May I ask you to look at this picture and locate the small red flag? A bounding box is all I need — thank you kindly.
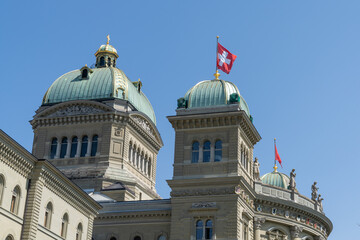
[217,43,237,74]
[275,143,282,167]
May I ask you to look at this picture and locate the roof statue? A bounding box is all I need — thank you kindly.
[318,194,324,212]
[253,157,260,181]
[312,181,319,201]
[288,168,296,190]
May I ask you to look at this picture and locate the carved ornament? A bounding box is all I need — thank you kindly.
[47,105,105,117]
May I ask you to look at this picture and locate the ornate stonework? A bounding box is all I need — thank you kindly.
[47,105,105,117]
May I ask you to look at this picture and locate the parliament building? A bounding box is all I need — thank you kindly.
[0,38,332,240]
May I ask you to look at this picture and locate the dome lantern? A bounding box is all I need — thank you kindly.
[95,35,118,68]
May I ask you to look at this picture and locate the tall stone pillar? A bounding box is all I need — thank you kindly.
[86,138,92,156]
[254,217,265,240]
[55,141,61,158]
[65,139,71,158]
[75,139,82,157]
[291,225,303,240]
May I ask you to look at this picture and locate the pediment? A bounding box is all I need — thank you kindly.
[130,114,163,146]
[36,101,114,118]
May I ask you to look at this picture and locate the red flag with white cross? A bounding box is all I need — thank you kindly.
[217,43,237,74]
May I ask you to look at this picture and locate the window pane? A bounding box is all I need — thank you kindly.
[70,137,78,158]
[192,142,199,163]
[203,141,211,162]
[60,137,68,158]
[81,136,88,157]
[50,138,58,159]
[91,135,98,156]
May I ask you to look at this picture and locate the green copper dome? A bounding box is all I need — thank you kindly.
[183,80,250,116]
[261,170,290,189]
[42,67,156,124]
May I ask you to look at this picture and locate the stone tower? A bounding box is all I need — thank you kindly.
[167,77,261,239]
[31,38,163,201]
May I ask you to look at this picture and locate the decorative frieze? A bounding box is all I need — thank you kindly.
[192,202,216,208]
[171,186,234,197]
[47,105,105,117]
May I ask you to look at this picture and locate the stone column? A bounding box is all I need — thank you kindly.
[65,139,71,158]
[55,141,61,159]
[254,217,265,240]
[199,143,203,162]
[75,139,81,157]
[210,143,215,162]
[86,138,92,156]
[291,225,303,240]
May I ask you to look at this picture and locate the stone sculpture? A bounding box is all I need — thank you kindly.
[289,169,296,190]
[253,157,260,180]
[311,181,319,201]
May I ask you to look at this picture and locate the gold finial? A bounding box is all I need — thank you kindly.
[273,164,278,172]
[85,64,87,67]
[106,35,110,45]
[217,36,219,39]
[214,70,220,80]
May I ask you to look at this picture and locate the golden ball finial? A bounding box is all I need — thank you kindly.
[214,70,220,80]
[273,164,278,172]
[216,36,219,39]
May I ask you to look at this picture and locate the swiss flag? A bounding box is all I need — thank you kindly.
[217,43,237,74]
[275,143,282,167]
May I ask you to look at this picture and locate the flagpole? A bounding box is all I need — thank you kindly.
[214,36,220,80]
[274,138,277,172]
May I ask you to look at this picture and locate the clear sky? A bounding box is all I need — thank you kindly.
[0,0,358,238]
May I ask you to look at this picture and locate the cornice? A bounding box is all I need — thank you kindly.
[255,195,332,235]
[167,111,261,146]
[37,161,101,216]
[0,130,36,177]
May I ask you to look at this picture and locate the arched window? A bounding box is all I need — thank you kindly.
[81,136,88,157]
[129,142,133,162]
[44,202,53,228]
[205,220,213,239]
[61,213,69,238]
[140,152,144,171]
[192,141,199,163]
[214,140,222,162]
[107,57,111,66]
[0,175,4,205]
[136,150,140,168]
[203,141,211,162]
[82,69,88,79]
[91,135,98,156]
[132,146,136,165]
[196,220,203,240]
[267,229,288,240]
[148,159,152,177]
[110,237,117,240]
[76,223,83,240]
[10,186,21,214]
[70,137,78,158]
[60,137,68,158]
[50,138,58,159]
[99,57,105,67]
[157,235,166,240]
[5,235,14,240]
[134,236,141,240]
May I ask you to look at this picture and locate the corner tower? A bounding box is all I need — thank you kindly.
[167,76,261,239]
[31,37,163,201]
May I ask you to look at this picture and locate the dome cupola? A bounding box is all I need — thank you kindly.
[95,35,118,68]
[177,76,250,117]
[260,165,290,189]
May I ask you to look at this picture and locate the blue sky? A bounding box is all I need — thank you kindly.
[0,0,358,238]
